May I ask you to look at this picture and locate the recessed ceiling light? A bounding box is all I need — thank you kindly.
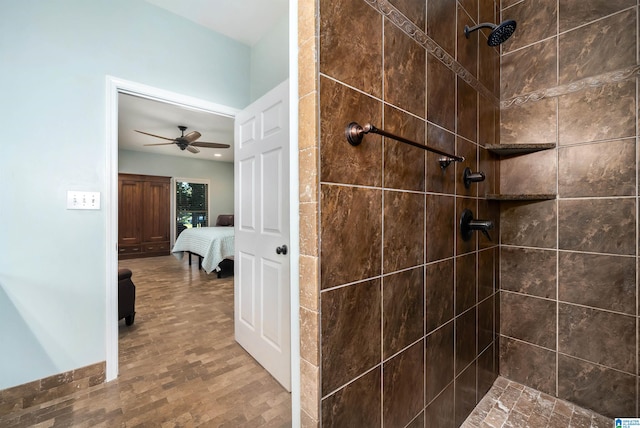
[214,154,222,157]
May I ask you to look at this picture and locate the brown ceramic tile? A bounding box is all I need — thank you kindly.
[500,97,558,145]
[479,0,496,25]
[559,252,636,314]
[455,361,478,426]
[500,292,556,349]
[456,198,478,255]
[457,79,479,143]
[406,411,424,428]
[388,0,425,31]
[559,0,636,32]
[383,105,426,192]
[319,0,382,96]
[457,140,480,199]
[383,268,425,359]
[558,198,636,255]
[427,53,456,132]
[558,81,636,145]
[478,96,498,148]
[478,38,500,97]
[321,279,381,393]
[384,22,426,117]
[478,248,495,301]
[502,0,557,53]
[426,124,456,194]
[425,382,455,427]
[477,344,497,398]
[478,296,495,352]
[559,9,637,84]
[383,341,425,428]
[558,303,636,373]
[458,0,478,22]
[383,190,425,273]
[559,139,636,197]
[457,4,478,79]
[501,38,557,99]
[500,200,557,248]
[426,321,455,403]
[455,307,477,375]
[500,247,556,299]
[456,253,477,315]
[426,259,455,333]
[499,337,556,396]
[499,149,557,196]
[319,77,383,187]
[427,0,457,57]
[320,185,382,289]
[321,366,382,427]
[558,354,636,418]
[426,194,455,262]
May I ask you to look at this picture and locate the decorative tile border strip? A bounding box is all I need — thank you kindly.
[501,64,640,109]
[364,0,498,104]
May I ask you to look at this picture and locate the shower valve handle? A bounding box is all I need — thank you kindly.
[463,167,486,188]
[460,209,494,242]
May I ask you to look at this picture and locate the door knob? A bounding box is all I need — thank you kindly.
[276,245,288,255]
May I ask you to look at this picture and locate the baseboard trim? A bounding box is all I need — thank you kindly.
[0,361,106,416]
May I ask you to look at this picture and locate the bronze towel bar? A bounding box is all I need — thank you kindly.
[345,122,464,169]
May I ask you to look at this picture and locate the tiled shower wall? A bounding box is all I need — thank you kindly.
[498,0,639,419]
[299,0,503,426]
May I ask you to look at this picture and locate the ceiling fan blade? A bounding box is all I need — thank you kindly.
[186,145,200,154]
[143,142,176,146]
[135,130,174,141]
[182,131,201,143]
[191,142,231,149]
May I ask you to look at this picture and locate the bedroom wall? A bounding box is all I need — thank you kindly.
[0,0,250,390]
[118,149,234,223]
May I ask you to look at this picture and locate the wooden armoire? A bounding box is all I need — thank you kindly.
[118,173,171,259]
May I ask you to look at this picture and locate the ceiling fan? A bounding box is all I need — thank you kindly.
[135,125,230,154]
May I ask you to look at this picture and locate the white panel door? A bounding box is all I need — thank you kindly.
[234,80,290,390]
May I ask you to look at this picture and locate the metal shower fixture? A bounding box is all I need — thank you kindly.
[464,19,517,46]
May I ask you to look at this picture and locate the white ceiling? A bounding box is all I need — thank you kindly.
[144,0,289,46]
[118,0,288,163]
[118,94,235,162]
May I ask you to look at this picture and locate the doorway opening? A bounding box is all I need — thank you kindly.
[107,77,298,423]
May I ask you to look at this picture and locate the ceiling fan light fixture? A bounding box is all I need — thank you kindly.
[136,125,231,153]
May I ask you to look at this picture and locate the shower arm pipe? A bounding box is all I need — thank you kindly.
[346,122,464,167]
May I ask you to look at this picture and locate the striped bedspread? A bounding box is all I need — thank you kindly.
[172,227,234,274]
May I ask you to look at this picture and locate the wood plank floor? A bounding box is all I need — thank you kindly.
[0,255,291,427]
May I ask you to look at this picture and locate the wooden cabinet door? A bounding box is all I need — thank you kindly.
[142,180,170,243]
[118,178,143,245]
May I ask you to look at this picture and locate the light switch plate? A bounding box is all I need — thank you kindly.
[67,191,100,210]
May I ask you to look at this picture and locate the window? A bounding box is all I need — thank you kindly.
[175,180,208,237]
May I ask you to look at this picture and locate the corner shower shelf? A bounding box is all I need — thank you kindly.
[485,143,556,156]
[485,193,556,201]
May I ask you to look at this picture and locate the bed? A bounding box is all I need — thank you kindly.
[171,226,234,275]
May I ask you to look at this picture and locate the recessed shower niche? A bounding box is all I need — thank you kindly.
[485,143,557,200]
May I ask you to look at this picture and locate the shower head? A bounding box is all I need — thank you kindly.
[464,19,517,46]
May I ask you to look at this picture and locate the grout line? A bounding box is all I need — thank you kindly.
[380,17,385,426]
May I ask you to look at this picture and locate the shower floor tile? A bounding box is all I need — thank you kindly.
[462,376,613,428]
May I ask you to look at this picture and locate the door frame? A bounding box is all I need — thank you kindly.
[106,77,300,421]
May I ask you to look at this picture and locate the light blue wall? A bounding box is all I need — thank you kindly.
[0,0,250,389]
[118,150,234,223]
[250,12,289,102]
